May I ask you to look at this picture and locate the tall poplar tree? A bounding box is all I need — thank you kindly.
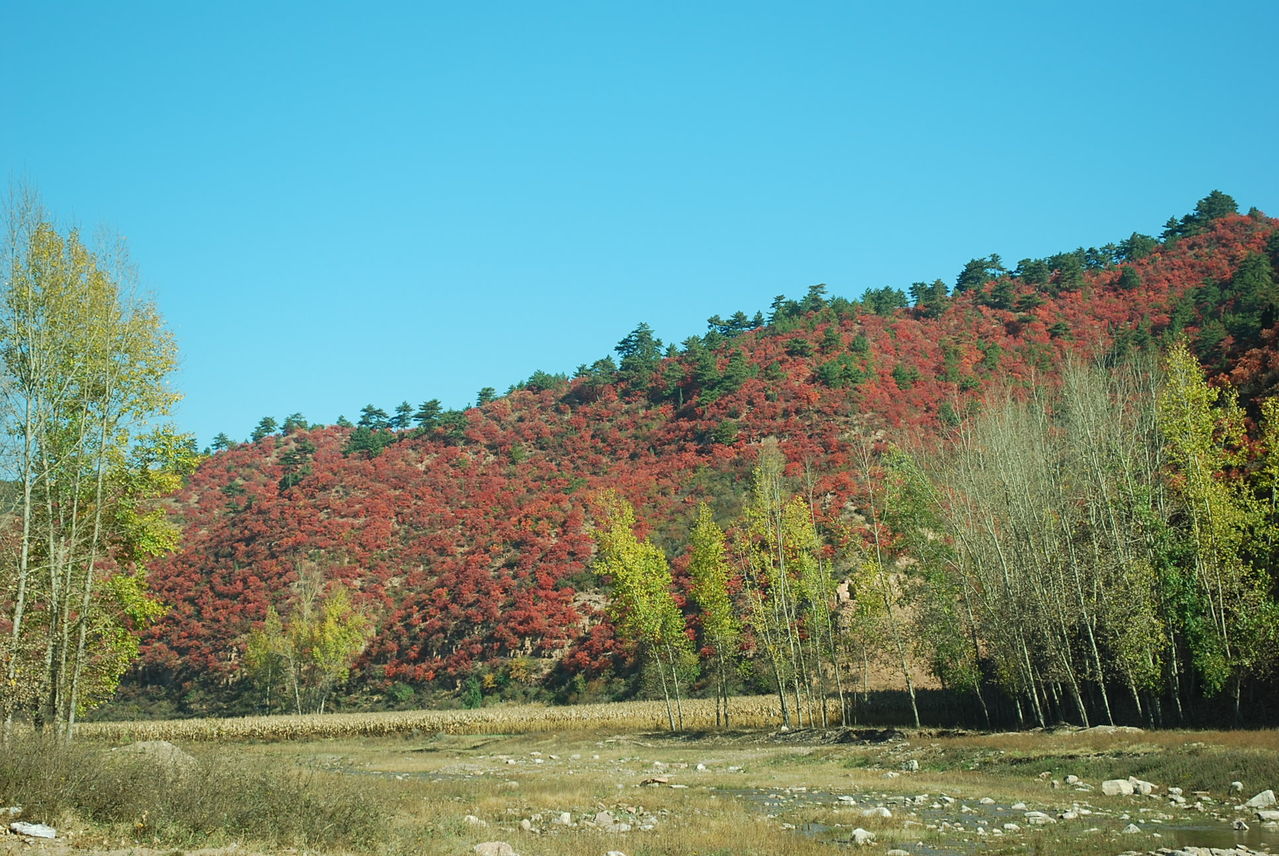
[0,190,191,740]
[592,491,695,730]
[687,502,739,727]
[1158,340,1277,710]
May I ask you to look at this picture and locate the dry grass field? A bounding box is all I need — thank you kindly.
[4,700,1279,856]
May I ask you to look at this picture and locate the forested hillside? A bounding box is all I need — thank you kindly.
[127,193,1279,725]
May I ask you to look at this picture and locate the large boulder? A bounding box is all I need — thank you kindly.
[111,740,199,777]
[1102,779,1135,796]
[1244,789,1276,808]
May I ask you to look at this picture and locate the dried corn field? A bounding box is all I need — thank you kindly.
[77,695,809,742]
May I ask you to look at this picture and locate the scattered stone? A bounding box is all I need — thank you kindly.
[640,776,669,786]
[861,806,892,819]
[551,812,572,826]
[1233,818,1250,830]
[518,818,533,832]
[1065,775,1080,784]
[1011,802,1027,811]
[1255,809,1279,821]
[849,827,875,845]
[1103,779,1136,796]
[902,759,919,772]
[1231,781,1245,793]
[1059,810,1079,820]
[605,851,627,856]
[473,843,517,856]
[978,797,995,805]
[1168,787,1183,796]
[1002,822,1021,831]
[1122,823,1142,833]
[886,850,910,856]
[464,815,489,828]
[9,822,56,839]
[883,771,900,779]
[1024,811,1055,825]
[695,763,707,771]
[593,811,615,827]
[1244,789,1276,808]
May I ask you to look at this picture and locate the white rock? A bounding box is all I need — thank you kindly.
[9,822,55,839]
[850,827,875,845]
[1244,789,1276,808]
[1059,810,1078,820]
[1010,802,1027,810]
[1122,823,1142,833]
[978,797,995,805]
[886,850,910,856]
[473,844,518,856]
[1168,786,1183,796]
[861,806,892,818]
[605,852,627,856]
[1024,811,1055,825]
[1256,809,1279,821]
[1102,779,1135,796]
[902,759,919,772]
[1065,775,1080,784]
[464,815,488,828]
[1002,822,1020,831]
[1231,780,1245,793]
[552,812,572,826]
[1233,819,1250,830]
[1127,777,1155,795]
[696,763,707,771]
[518,818,533,831]
[593,811,615,827]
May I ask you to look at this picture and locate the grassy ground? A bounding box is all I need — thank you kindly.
[4,708,1278,855]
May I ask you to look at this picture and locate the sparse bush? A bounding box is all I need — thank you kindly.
[0,734,389,850]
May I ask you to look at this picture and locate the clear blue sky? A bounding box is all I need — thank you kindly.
[4,1,1277,446]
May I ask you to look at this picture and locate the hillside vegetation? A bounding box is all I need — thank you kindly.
[126,193,1279,726]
